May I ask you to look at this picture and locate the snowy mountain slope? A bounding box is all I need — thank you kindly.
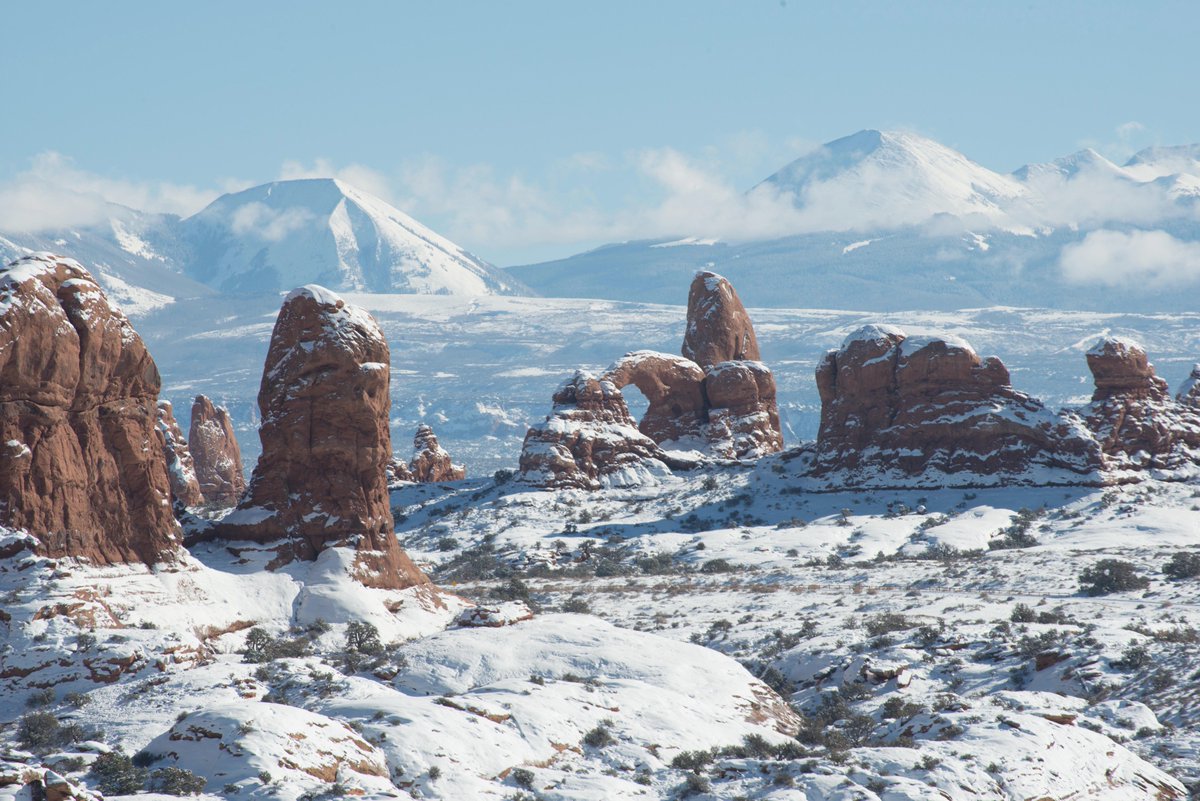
[511,129,1200,311]
[759,129,1026,230]
[179,179,527,295]
[0,204,213,316]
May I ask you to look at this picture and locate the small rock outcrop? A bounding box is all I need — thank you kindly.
[188,394,245,507]
[1084,338,1200,473]
[157,400,204,508]
[0,254,178,564]
[213,285,427,589]
[682,270,761,367]
[810,325,1104,485]
[1180,364,1200,408]
[519,371,686,489]
[408,424,465,482]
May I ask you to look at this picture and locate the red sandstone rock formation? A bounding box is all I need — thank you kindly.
[188,394,245,507]
[519,371,688,489]
[0,254,179,564]
[811,325,1104,486]
[1084,338,1200,473]
[408,424,465,482]
[682,271,761,368]
[702,359,785,459]
[680,271,783,459]
[1180,365,1200,408]
[603,351,708,445]
[213,285,427,589]
[157,401,204,508]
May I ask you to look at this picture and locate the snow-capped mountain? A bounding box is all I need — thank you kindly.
[180,178,525,295]
[511,129,1200,311]
[1010,147,1130,182]
[0,178,527,312]
[758,129,1026,230]
[0,203,212,316]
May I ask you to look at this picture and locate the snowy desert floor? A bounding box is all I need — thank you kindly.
[3,461,1199,800]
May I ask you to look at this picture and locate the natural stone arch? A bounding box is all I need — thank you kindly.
[602,351,707,446]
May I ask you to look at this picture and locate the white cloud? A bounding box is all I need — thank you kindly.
[0,152,228,231]
[1059,229,1200,287]
[229,202,314,241]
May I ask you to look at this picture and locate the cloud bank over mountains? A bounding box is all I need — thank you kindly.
[2,127,1199,291]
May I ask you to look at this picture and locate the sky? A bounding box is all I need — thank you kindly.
[2,0,1199,265]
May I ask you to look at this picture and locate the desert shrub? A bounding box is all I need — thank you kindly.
[1113,644,1152,670]
[671,749,714,772]
[25,688,55,708]
[64,691,91,708]
[583,722,615,748]
[680,773,711,796]
[881,696,926,720]
[511,767,535,788]
[345,621,383,655]
[560,597,591,614]
[242,627,310,663]
[701,475,719,491]
[1079,559,1150,595]
[437,536,460,551]
[700,558,736,574]
[17,712,92,752]
[1164,551,1200,580]
[1010,603,1037,623]
[493,468,515,485]
[864,613,912,637]
[495,577,532,603]
[427,766,441,780]
[89,751,148,795]
[148,766,207,795]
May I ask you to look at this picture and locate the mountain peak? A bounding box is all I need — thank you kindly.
[758,129,1023,230]
[181,179,525,296]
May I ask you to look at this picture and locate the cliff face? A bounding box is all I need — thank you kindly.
[188,394,245,507]
[0,254,179,564]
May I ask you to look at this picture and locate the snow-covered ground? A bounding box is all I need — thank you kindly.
[3,465,1199,799]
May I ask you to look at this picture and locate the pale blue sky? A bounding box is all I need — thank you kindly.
[3,1,1198,263]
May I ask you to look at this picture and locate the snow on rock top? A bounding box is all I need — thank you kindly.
[181,178,526,296]
[839,323,907,352]
[1087,335,1146,357]
[284,283,345,308]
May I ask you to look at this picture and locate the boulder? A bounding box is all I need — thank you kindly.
[212,285,427,589]
[519,371,685,489]
[407,424,465,482]
[0,254,179,565]
[682,270,761,368]
[811,325,1104,485]
[157,400,204,508]
[1084,338,1200,472]
[603,350,708,445]
[188,394,245,507]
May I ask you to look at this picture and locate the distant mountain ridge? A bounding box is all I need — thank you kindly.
[508,128,1200,312]
[0,178,526,314]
